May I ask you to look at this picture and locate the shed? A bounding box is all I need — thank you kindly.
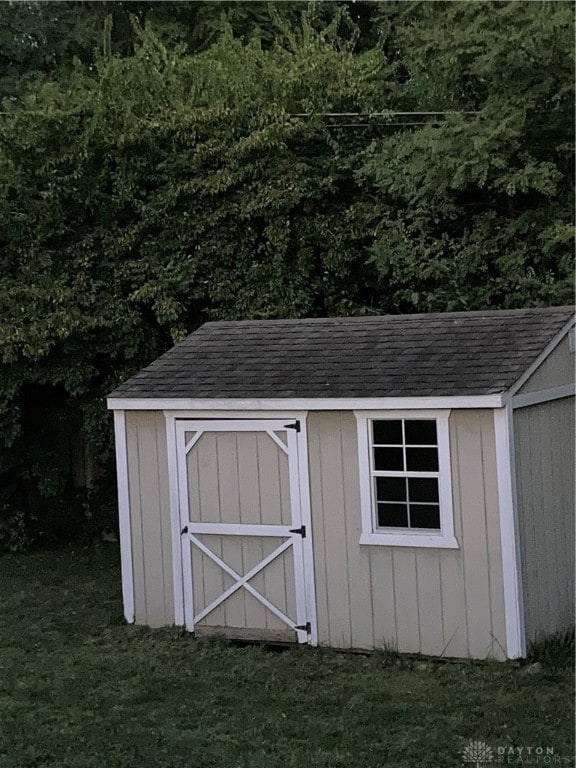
[107,306,575,660]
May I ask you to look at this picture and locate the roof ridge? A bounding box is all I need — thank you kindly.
[198,306,574,330]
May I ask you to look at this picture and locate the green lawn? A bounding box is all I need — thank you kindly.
[0,546,573,768]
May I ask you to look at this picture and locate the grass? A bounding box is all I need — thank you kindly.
[527,627,575,668]
[0,545,573,768]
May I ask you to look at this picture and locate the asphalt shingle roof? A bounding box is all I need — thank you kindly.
[109,306,574,399]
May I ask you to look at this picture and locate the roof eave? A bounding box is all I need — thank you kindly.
[106,394,505,411]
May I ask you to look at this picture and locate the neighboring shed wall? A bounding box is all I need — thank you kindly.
[307,410,507,660]
[125,411,174,627]
[517,333,574,394]
[513,397,575,644]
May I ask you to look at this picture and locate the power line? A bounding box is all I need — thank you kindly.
[289,111,482,117]
[0,109,483,117]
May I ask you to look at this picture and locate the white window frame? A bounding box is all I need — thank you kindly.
[354,410,458,548]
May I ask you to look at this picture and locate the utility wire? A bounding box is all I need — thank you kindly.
[289,111,481,117]
[0,109,482,117]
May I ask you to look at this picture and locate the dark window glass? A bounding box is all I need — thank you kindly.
[406,447,438,472]
[376,476,407,502]
[372,420,402,445]
[408,477,439,503]
[374,447,404,471]
[409,504,441,529]
[377,503,408,528]
[405,420,437,445]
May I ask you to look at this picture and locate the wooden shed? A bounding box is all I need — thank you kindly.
[107,306,575,660]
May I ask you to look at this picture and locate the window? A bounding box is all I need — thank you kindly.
[355,411,458,548]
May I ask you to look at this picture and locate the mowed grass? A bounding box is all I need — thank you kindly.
[0,546,573,768]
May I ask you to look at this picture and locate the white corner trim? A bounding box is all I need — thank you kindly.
[113,411,134,624]
[354,411,458,550]
[494,407,526,659]
[164,412,185,626]
[506,317,575,398]
[511,383,575,410]
[107,395,503,411]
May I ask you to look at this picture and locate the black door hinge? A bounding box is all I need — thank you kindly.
[295,622,311,634]
[181,525,188,535]
[284,421,301,433]
[289,525,306,538]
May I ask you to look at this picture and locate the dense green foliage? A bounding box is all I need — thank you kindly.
[0,2,573,548]
[362,2,575,311]
[0,546,573,767]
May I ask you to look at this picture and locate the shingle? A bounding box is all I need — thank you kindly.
[108,306,574,400]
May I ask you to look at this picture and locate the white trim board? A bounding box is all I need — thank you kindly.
[165,409,309,421]
[165,413,185,626]
[113,411,135,624]
[295,415,318,646]
[505,316,575,399]
[511,384,575,410]
[108,395,504,411]
[494,407,526,659]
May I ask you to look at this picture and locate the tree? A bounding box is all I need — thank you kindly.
[0,1,373,100]
[0,7,386,547]
[359,0,574,310]
[0,2,573,548]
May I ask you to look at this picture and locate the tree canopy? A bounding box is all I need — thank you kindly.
[0,1,573,549]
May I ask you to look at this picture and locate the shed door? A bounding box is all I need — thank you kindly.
[175,419,313,644]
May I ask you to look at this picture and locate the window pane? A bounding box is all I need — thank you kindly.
[408,477,439,503]
[374,447,404,471]
[410,504,441,529]
[376,476,407,502]
[405,420,437,445]
[377,503,408,528]
[372,420,402,445]
[406,447,438,472]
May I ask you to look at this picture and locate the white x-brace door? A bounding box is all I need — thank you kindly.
[175,419,315,644]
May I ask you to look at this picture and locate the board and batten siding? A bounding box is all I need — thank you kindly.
[307,410,507,660]
[123,408,507,658]
[517,333,574,394]
[125,411,174,627]
[513,397,575,644]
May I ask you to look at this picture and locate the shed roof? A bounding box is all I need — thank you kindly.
[110,306,574,400]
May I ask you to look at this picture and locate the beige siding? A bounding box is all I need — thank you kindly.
[124,409,508,658]
[126,411,174,627]
[517,334,574,394]
[307,411,507,660]
[514,397,575,644]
